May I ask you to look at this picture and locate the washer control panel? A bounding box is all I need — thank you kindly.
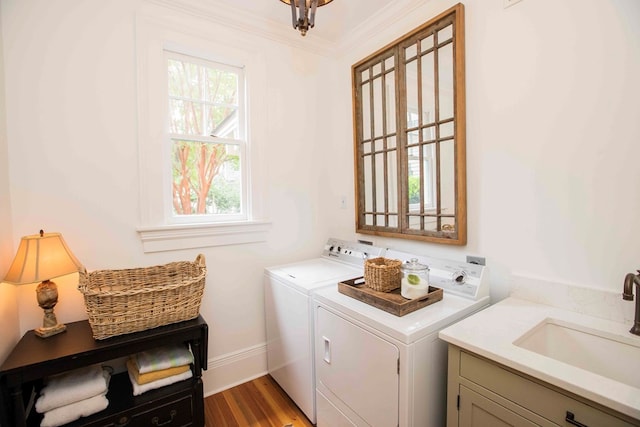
[385,249,488,300]
[322,238,385,267]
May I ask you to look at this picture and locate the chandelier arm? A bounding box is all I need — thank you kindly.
[289,1,298,29]
[299,0,308,28]
[309,0,318,28]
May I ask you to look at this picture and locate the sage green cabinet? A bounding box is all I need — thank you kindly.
[446,345,640,427]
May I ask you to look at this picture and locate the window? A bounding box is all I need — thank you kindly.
[166,52,247,222]
[135,15,270,252]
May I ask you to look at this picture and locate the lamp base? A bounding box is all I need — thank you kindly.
[35,323,67,338]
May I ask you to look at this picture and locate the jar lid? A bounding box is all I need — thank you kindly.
[401,258,429,272]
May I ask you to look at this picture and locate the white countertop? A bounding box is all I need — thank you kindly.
[438,297,640,421]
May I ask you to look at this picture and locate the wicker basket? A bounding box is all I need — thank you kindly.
[78,254,206,340]
[364,257,402,292]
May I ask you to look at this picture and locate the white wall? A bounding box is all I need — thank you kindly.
[331,0,640,302]
[0,1,19,363]
[1,0,639,395]
[0,0,332,392]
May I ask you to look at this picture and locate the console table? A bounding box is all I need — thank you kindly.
[0,316,208,427]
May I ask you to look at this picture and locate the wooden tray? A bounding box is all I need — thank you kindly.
[338,277,443,317]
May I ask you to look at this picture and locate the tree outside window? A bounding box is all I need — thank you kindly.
[167,53,245,218]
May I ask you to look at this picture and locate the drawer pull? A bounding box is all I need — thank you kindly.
[323,336,331,364]
[152,409,177,426]
[114,416,131,426]
[566,411,589,427]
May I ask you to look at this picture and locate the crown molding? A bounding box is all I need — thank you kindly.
[142,0,434,58]
[144,0,336,57]
[336,0,430,57]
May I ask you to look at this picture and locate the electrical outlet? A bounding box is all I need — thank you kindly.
[340,195,347,209]
[466,256,486,266]
[504,0,523,8]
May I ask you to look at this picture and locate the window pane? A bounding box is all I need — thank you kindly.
[362,82,371,140]
[438,25,453,44]
[440,139,456,215]
[438,43,454,120]
[206,68,238,105]
[169,100,202,135]
[408,215,421,230]
[385,70,396,134]
[405,43,417,60]
[387,150,397,213]
[168,59,201,99]
[208,105,238,137]
[421,34,434,52]
[422,144,436,209]
[372,62,382,77]
[440,121,454,138]
[406,59,418,128]
[373,76,383,137]
[363,141,372,154]
[421,51,435,125]
[423,125,435,142]
[364,154,373,212]
[365,214,374,226]
[172,140,241,216]
[375,153,385,212]
[387,136,396,149]
[384,56,394,71]
[407,145,420,208]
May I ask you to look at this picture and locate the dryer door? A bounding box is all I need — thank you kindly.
[316,306,399,427]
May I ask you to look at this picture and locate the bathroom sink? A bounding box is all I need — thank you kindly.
[514,318,640,388]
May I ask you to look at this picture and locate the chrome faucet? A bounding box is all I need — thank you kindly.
[622,270,640,335]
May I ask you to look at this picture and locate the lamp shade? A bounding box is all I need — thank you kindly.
[3,231,83,285]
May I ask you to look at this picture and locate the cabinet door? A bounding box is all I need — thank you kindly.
[459,386,543,427]
[316,307,399,427]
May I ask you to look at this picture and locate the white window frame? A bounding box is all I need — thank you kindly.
[165,51,248,224]
[135,11,270,253]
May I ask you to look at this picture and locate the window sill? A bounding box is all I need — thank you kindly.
[137,220,271,253]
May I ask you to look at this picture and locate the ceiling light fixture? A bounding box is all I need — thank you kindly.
[280,0,334,37]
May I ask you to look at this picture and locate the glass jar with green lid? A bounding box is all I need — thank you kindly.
[401,258,430,299]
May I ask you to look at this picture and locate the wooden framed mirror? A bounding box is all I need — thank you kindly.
[353,3,466,245]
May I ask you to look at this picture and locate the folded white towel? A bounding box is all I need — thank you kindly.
[134,345,193,374]
[36,365,110,413]
[40,393,108,427]
[128,367,192,396]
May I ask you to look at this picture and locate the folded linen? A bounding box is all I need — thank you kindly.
[126,358,190,385]
[36,365,110,414]
[127,367,192,396]
[40,393,108,427]
[133,344,193,374]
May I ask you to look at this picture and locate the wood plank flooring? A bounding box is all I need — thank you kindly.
[205,375,314,427]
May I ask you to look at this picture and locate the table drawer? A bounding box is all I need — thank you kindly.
[98,394,193,427]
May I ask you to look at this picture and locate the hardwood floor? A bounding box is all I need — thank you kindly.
[205,375,314,427]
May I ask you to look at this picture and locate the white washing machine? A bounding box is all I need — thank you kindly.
[313,250,490,427]
[264,238,385,424]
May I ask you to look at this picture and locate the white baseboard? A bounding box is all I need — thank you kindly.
[202,342,268,396]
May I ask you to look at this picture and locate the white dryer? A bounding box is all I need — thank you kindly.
[264,238,384,424]
[313,250,490,427]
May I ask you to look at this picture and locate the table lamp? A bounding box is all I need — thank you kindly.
[3,230,84,338]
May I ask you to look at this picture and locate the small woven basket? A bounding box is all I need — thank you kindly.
[78,254,206,340]
[364,257,402,292]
